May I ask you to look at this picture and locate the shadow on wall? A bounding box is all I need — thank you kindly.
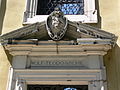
[0,0,7,34]
[104,44,120,90]
[3,46,13,66]
[87,0,101,28]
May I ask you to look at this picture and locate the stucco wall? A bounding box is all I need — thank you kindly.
[0,46,11,90]
[1,0,26,34]
[99,0,120,90]
[0,0,120,90]
[0,0,26,90]
[99,0,120,45]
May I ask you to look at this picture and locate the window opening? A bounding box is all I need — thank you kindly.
[36,0,84,15]
[27,85,88,90]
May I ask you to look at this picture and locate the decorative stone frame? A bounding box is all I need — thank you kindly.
[7,69,106,90]
[5,41,110,90]
[23,0,97,24]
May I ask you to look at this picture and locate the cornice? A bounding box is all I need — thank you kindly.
[0,21,117,46]
[4,41,111,56]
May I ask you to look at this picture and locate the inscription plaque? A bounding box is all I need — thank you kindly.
[28,56,87,69]
[31,60,83,67]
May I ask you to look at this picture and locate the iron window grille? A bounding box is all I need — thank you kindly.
[27,85,88,90]
[36,0,84,15]
[23,0,97,24]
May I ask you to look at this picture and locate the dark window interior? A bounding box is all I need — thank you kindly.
[27,85,88,90]
[36,0,84,15]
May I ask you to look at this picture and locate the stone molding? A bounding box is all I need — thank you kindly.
[4,42,111,56]
[14,69,103,84]
[8,69,105,90]
[0,21,117,44]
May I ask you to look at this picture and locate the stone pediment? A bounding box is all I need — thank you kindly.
[1,10,117,90]
[0,21,116,44]
[0,10,117,45]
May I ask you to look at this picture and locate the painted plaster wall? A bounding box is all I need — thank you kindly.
[0,0,26,90]
[0,46,11,90]
[1,0,26,34]
[99,0,120,90]
[0,0,120,90]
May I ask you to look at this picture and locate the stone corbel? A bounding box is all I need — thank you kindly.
[89,80,106,90]
[15,79,27,90]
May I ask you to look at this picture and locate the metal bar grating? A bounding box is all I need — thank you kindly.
[36,0,84,15]
[27,85,88,90]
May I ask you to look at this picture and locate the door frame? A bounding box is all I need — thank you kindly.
[7,68,105,90]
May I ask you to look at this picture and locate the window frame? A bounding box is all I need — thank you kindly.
[23,0,97,24]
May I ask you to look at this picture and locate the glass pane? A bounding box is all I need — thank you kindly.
[27,85,88,90]
[36,0,84,15]
[64,87,77,90]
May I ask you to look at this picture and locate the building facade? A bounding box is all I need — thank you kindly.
[0,0,120,90]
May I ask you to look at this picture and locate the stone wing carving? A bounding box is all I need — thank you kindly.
[0,22,48,41]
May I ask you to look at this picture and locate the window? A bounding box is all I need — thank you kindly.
[23,0,97,24]
[36,0,84,15]
[27,85,88,90]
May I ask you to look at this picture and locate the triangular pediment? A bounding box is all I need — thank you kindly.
[66,21,116,40]
[0,9,117,44]
[0,20,116,44]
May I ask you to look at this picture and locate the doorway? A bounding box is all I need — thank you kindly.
[27,85,88,90]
